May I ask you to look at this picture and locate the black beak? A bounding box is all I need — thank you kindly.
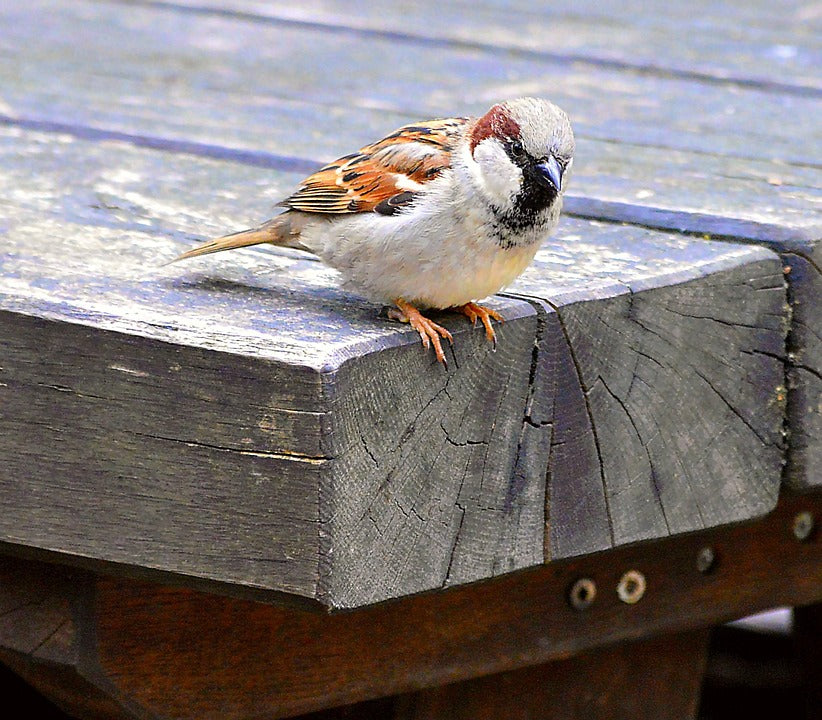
[536,155,563,192]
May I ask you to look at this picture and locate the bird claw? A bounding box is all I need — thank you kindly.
[387,300,502,365]
[390,300,453,366]
[455,302,504,346]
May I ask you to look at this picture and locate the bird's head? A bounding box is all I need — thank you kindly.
[468,97,575,216]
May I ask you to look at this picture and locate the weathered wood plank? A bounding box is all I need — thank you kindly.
[3,4,814,260]
[1,127,789,604]
[783,250,822,488]
[4,0,817,496]
[5,0,817,495]
[1,311,329,600]
[507,220,786,556]
[2,0,819,165]
[169,0,822,93]
[563,145,821,490]
[3,2,816,244]
[0,128,542,608]
[3,4,816,246]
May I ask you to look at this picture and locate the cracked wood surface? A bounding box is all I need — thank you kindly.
[0,127,542,608]
[564,205,821,494]
[3,0,818,489]
[782,249,822,488]
[508,226,786,556]
[0,127,788,607]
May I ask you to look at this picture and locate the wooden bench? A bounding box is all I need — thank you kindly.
[0,1,819,717]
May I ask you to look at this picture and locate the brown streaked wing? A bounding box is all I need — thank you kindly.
[281,117,471,214]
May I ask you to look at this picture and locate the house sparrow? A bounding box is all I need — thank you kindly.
[176,97,574,365]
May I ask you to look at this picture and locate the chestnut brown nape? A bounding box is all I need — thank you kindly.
[469,103,521,153]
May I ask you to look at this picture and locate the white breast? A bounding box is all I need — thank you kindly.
[297,171,552,308]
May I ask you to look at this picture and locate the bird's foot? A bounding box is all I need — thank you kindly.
[389,299,453,366]
[455,302,504,348]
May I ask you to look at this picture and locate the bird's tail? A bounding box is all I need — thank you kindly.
[172,213,309,263]
[174,227,272,261]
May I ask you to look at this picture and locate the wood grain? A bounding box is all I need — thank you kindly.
[782,251,822,489]
[393,630,711,720]
[4,0,817,493]
[0,127,791,603]
[2,0,819,165]
[508,221,787,556]
[0,490,819,720]
[320,303,542,607]
[0,127,541,608]
[167,0,821,93]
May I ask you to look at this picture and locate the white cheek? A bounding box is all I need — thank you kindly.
[472,140,522,206]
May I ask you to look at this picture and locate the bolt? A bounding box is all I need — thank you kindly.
[568,578,597,610]
[793,511,814,541]
[696,547,716,574]
[617,570,646,604]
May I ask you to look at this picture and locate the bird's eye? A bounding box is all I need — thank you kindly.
[509,140,524,158]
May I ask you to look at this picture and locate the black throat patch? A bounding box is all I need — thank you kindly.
[490,170,557,248]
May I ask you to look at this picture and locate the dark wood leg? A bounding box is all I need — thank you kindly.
[0,559,134,719]
[0,649,133,720]
[0,490,819,720]
[392,629,711,720]
[794,603,822,720]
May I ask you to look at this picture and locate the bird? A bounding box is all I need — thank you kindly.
[175,97,575,365]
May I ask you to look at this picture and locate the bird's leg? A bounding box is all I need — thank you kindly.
[388,298,453,365]
[455,302,504,347]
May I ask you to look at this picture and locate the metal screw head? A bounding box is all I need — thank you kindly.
[793,511,814,541]
[696,547,716,574]
[617,570,646,604]
[568,578,597,610]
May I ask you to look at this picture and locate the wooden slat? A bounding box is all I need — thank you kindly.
[165,0,822,93]
[2,1,817,241]
[509,225,786,557]
[0,127,542,608]
[2,1,816,254]
[2,0,818,164]
[0,490,819,719]
[0,126,788,605]
[4,1,817,492]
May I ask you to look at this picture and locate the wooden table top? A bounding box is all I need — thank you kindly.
[0,0,819,610]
